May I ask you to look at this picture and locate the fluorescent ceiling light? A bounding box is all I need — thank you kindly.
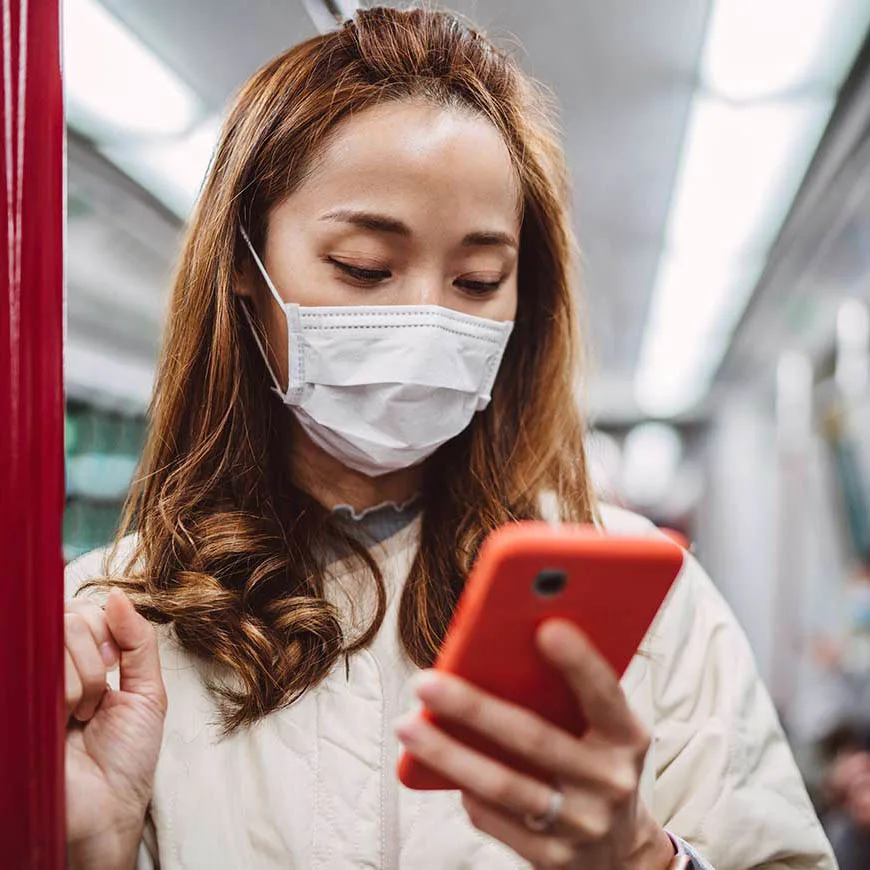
[64,0,198,140]
[636,253,764,417]
[667,96,833,261]
[635,0,870,418]
[636,97,831,416]
[704,0,870,101]
[101,117,221,218]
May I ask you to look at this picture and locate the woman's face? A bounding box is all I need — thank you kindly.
[239,99,521,388]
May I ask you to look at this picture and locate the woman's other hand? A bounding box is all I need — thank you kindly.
[65,589,167,868]
[396,621,674,870]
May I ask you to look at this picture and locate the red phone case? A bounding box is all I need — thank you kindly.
[397,522,685,790]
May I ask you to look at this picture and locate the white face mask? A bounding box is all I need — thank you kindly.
[240,229,514,477]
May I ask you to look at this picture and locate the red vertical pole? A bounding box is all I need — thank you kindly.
[0,0,65,866]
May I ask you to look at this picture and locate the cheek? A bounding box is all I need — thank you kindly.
[263,228,332,307]
[461,278,517,324]
[495,280,519,324]
[266,254,362,308]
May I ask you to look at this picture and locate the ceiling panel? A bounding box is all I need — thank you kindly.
[97,0,319,113]
[718,60,870,392]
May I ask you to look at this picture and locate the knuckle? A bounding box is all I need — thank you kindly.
[66,598,102,618]
[65,668,83,711]
[561,804,586,834]
[80,663,107,695]
[64,612,89,639]
[606,759,638,802]
[82,602,111,636]
[458,687,486,723]
[77,664,108,703]
[538,838,574,870]
[77,644,106,682]
[484,771,517,806]
[578,804,611,840]
[524,722,553,758]
[633,726,652,757]
[422,737,450,771]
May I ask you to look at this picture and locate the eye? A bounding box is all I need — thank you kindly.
[328,257,391,285]
[454,276,504,297]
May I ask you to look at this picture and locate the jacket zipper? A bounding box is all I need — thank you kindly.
[375,648,401,870]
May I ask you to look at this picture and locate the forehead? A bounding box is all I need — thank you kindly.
[293,99,522,222]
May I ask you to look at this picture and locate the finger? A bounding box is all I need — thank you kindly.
[64,648,83,720]
[413,670,629,791]
[537,620,645,745]
[396,713,551,816]
[66,599,120,669]
[104,589,166,712]
[461,792,576,869]
[64,613,108,722]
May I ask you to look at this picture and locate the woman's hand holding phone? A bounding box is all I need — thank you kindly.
[395,619,675,870]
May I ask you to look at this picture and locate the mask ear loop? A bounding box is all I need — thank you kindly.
[239,225,286,309]
[237,226,288,398]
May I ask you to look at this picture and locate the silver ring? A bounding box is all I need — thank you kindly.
[523,787,564,833]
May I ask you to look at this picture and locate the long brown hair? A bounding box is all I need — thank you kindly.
[90,6,596,731]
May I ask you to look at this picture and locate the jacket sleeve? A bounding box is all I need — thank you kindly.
[648,552,836,870]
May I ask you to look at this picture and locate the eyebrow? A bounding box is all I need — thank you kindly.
[321,209,410,236]
[320,209,518,250]
[461,230,518,250]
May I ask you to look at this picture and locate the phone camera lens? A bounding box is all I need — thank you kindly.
[533,569,567,598]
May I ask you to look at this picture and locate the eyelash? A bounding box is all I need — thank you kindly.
[328,258,504,296]
[456,278,503,296]
[328,258,391,284]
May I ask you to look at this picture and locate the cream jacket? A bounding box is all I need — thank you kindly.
[66,505,836,870]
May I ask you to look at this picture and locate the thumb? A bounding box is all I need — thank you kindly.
[104,588,166,707]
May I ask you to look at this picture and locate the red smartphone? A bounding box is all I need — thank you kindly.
[397,521,685,790]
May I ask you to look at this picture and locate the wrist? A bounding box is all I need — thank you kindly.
[626,805,677,870]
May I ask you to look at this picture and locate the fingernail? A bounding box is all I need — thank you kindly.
[412,669,442,700]
[100,641,119,669]
[393,712,420,742]
[537,620,575,653]
[106,588,123,607]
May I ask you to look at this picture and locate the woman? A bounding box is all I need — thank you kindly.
[64,8,834,870]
